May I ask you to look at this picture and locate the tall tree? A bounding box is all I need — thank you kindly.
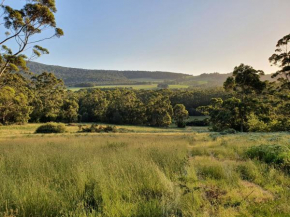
[0,86,31,124]
[269,34,290,90]
[30,72,64,122]
[0,0,63,79]
[223,64,266,132]
[173,104,188,128]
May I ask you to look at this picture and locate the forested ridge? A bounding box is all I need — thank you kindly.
[27,61,276,87]
[27,61,189,86]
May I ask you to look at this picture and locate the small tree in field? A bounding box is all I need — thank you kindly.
[173,104,189,128]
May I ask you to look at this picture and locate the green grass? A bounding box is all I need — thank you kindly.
[0,117,208,137]
[68,84,189,91]
[0,124,290,216]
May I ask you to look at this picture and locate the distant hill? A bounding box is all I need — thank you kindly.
[27,62,276,87]
[27,62,189,86]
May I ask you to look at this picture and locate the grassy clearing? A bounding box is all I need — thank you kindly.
[128,78,165,83]
[68,84,189,91]
[0,122,208,138]
[0,125,290,216]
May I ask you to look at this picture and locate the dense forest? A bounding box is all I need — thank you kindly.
[0,72,228,127]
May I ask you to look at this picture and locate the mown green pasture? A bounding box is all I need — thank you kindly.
[0,124,289,216]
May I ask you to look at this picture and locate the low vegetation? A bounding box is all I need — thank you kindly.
[35,123,66,134]
[246,144,290,173]
[79,124,117,133]
[0,127,289,216]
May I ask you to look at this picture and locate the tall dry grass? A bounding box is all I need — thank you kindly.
[0,130,290,216]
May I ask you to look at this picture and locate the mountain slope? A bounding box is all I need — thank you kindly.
[27,62,189,86]
[27,62,276,87]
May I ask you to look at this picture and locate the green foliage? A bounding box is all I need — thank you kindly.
[186,118,209,126]
[59,96,79,123]
[0,0,63,77]
[247,113,269,132]
[269,33,290,90]
[80,124,117,133]
[199,60,290,132]
[0,86,31,124]
[223,64,266,132]
[35,123,66,134]
[246,144,290,172]
[30,72,65,122]
[173,104,189,128]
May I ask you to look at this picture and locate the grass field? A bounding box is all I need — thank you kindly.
[0,123,290,216]
[68,84,189,91]
[128,78,166,83]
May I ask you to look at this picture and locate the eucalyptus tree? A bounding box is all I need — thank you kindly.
[223,64,266,132]
[269,34,290,90]
[173,104,188,128]
[0,0,63,78]
[30,72,65,122]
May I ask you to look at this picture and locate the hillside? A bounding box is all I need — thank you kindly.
[27,62,275,87]
[27,62,189,86]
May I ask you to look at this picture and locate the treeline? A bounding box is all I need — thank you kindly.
[199,34,290,132]
[198,65,290,132]
[198,34,290,132]
[0,71,227,126]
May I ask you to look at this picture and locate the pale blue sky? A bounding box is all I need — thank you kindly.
[6,0,290,75]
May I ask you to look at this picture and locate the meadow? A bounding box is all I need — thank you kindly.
[0,124,289,216]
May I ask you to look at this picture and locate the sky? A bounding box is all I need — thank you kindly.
[6,0,290,75]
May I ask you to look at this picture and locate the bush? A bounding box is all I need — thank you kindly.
[247,114,269,132]
[35,123,66,134]
[246,144,290,173]
[219,128,237,135]
[80,124,118,133]
[177,122,186,128]
[186,118,209,126]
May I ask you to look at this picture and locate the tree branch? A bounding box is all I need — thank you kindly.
[0,25,26,45]
[28,34,56,44]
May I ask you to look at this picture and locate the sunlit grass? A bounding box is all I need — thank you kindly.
[0,125,290,216]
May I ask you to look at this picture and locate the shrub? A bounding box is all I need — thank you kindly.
[247,114,269,132]
[186,118,209,127]
[80,124,118,133]
[35,123,66,134]
[219,128,237,135]
[246,144,290,173]
[177,122,186,128]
